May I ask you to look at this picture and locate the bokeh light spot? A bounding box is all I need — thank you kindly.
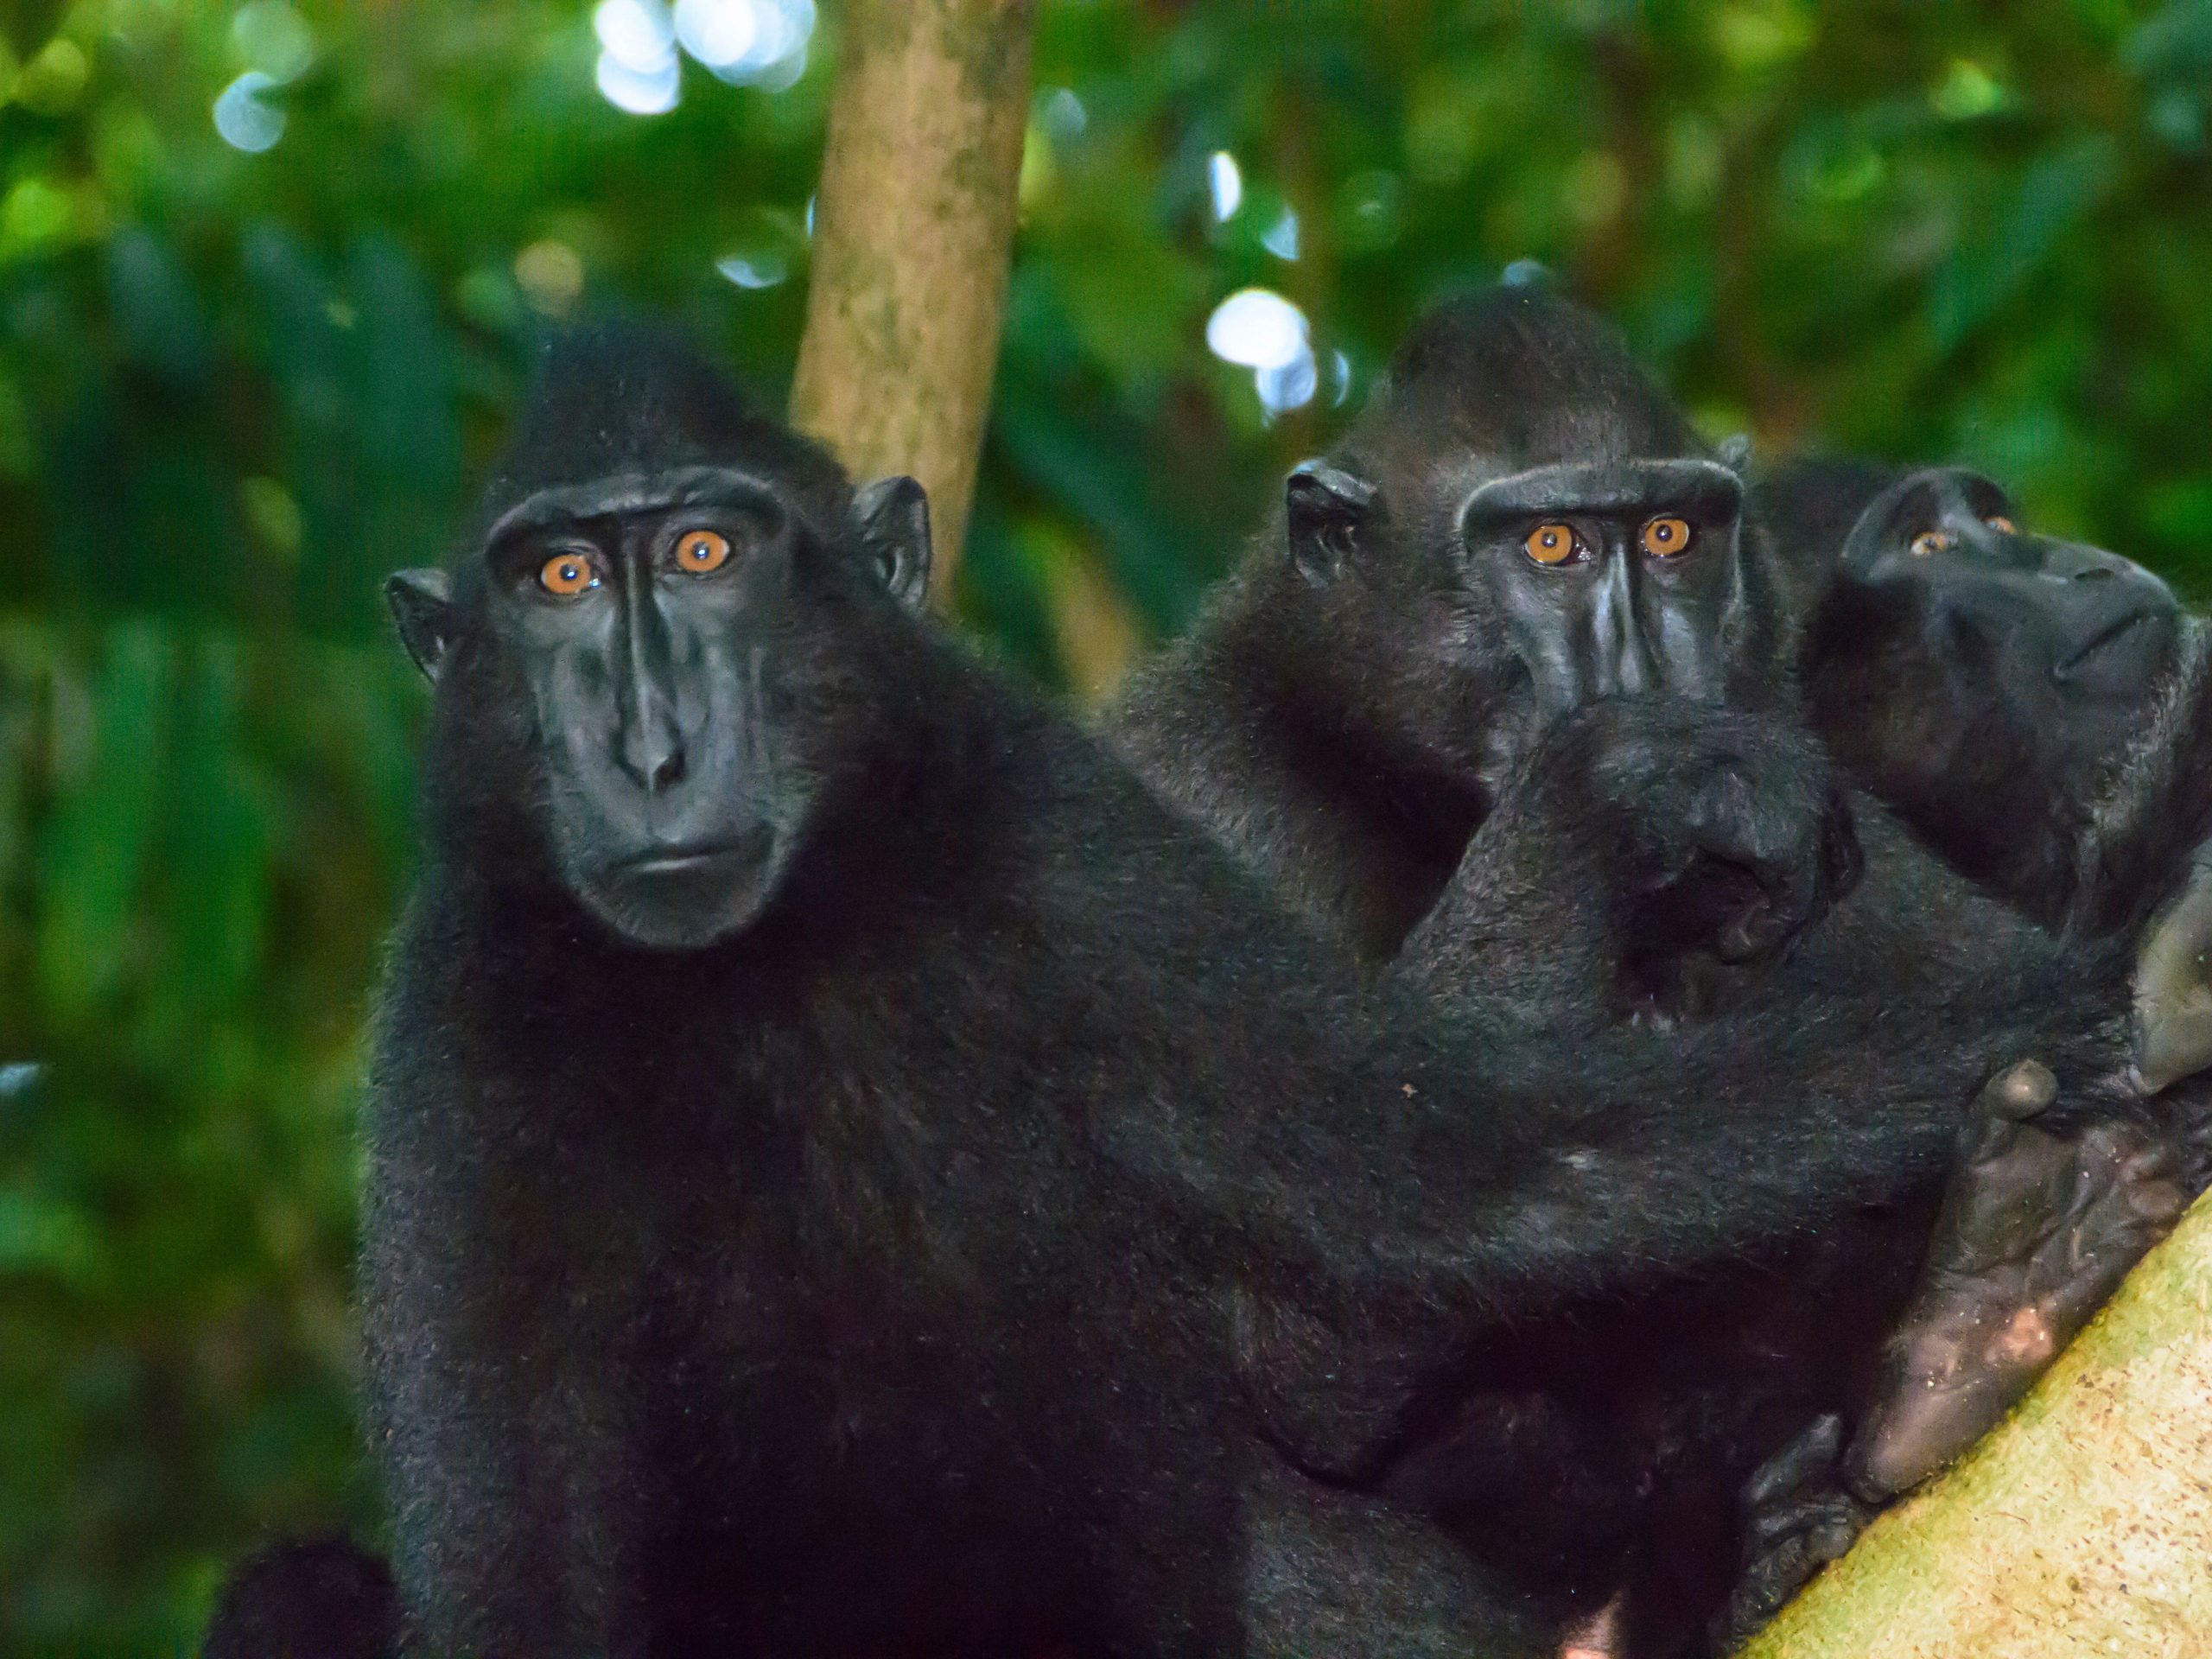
[232,0,315,83]
[1039,86,1087,141]
[674,0,759,67]
[1255,351,1317,416]
[515,240,587,315]
[1329,348,1354,407]
[595,0,677,72]
[1209,151,1243,221]
[686,0,813,88]
[1208,289,1317,417]
[716,251,788,289]
[595,49,681,114]
[1205,288,1307,370]
[213,71,287,152]
[16,38,90,117]
[1933,58,2005,120]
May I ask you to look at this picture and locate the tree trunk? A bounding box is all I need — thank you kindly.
[1744,1190,2212,1656]
[789,0,1037,599]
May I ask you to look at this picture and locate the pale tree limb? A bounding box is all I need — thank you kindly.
[790,0,1037,598]
[1744,1190,2212,1657]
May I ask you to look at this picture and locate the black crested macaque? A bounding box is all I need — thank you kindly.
[1773,460,2187,932]
[1108,286,2164,1645]
[340,327,2136,1659]
[1112,289,1881,1648]
[1757,457,2212,1489]
[1776,461,2212,1081]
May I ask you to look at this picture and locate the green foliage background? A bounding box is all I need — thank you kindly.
[0,0,2209,1649]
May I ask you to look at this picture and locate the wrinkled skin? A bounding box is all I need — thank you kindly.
[1709,1415,1865,1650]
[1847,1061,2201,1498]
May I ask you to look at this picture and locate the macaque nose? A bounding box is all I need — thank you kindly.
[1591,559,1661,698]
[619,707,688,794]
[2042,543,2126,584]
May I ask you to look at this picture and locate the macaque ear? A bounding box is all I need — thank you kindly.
[1286,461,1377,585]
[385,569,457,683]
[1718,433,1754,473]
[853,475,933,610]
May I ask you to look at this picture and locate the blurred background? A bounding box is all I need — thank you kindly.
[2,0,2209,1648]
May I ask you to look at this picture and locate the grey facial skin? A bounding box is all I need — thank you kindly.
[385,465,931,950]
[1458,457,1750,715]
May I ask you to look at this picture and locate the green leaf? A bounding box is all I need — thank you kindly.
[1929,137,2120,351]
[157,637,271,1014]
[35,622,173,1022]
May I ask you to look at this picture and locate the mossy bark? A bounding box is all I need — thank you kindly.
[1743,1190,2212,1656]
[789,0,1037,599]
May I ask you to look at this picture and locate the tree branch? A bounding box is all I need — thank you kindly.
[790,0,1038,597]
[1745,1191,2212,1656]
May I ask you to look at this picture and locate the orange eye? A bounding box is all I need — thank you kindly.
[676,529,733,574]
[539,553,600,596]
[1639,516,1693,557]
[1910,531,1955,558]
[1985,515,2016,535]
[1524,523,1579,565]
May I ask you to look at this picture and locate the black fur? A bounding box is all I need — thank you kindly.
[201,1536,399,1659]
[1111,286,1805,973]
[1109,287,2156,1649]
[1765,457,2192,934]
[330,327,2153,1659]
[1755,456,2212,1501]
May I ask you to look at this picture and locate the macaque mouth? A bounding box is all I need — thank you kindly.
[2054,608,2164,682]
[617,828,775,878]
